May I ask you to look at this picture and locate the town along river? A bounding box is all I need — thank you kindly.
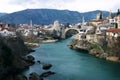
[23,37,120,80]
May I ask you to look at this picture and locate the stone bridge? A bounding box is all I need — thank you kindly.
[61,27,80,39]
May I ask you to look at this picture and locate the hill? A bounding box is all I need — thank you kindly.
[81,10,109,21]
[0,9,109,24]
[0,13,7,17]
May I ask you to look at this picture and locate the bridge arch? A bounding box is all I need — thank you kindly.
[64,28,80,38]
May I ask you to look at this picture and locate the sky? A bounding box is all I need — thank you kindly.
[0,0,120,13]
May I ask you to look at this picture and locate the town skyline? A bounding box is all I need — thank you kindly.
[0,0,120,13]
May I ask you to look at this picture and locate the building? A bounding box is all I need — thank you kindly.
[89,12,108,26]
[0,24,16,37]
[108,9,120,29]
[106,28,120,38]
[52,20,60,31]
[96,12,103,20]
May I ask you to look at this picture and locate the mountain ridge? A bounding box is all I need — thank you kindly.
[0,9,109,25]
[0,13,7,17]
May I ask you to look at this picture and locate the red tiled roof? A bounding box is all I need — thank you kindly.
[107,28,120,33]
[0,23,6,28]
[22,26,28,29]
[0,27,15,31]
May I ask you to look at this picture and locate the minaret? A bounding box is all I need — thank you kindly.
[96,13,100,20]
[5,24,9,28]
[30,20,33,28]
[82,16,85,26]
[108,10,112,19]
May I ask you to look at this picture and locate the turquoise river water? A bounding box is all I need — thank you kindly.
[23,38,120,80]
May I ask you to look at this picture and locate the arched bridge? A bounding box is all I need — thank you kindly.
[61,27,80,39]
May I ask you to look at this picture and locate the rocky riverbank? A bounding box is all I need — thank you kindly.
[41,39,58,43]
[0,35,55,80]
[69,39,120,62]
[28,63,55,80]
[0,36,35,80]
[24,42,39,48]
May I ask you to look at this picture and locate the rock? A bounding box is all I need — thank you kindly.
[40,71,55,77]
[27,55,35,61]
[39,77,44,80]
[28,49,35,53]
[15,75,27,80]
[29,72,43,80]
[25,55,35,65]
[99,53,108,58]
[20,55,35,66]
[37,60,41,64]
[106,56,120,62]
[42,64,52,70]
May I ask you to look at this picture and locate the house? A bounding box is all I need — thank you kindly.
[114,15,120,28]
[0,24,16,37]
[106,28,120,38]
[23,29,32,36]
[110,9,120,28]
[33,29,39,36]
[89,12,108,26]
[0,28,16,37]
[89,19,107,26]
[96,25,109,35]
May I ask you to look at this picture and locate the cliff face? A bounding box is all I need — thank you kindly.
[69,37,120,62]
[0,36,34,80]
[106,37,120,57]
[3,37,29,55]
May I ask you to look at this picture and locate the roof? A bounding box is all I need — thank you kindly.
[90,19,105,22]
[0,23,6,28]
[107,28,120,33]
[0,27,16,31]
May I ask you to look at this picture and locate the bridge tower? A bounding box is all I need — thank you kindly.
[52,20,61,37]
[53,20,60,31]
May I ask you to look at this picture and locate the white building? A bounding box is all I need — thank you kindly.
[106,28,120,38]
[23,29,32,36]
[0,29,16,37]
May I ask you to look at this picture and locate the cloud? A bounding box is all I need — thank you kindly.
[111,1,120,12]
[0,0,120,13]
[10,0,32,5]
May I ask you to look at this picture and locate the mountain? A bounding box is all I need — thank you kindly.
[0,13,7,17]
[0,9,109,25]
[81,10,109,21]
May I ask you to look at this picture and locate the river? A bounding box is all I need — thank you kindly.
[23,37,120,80]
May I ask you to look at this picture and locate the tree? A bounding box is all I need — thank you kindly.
[117,9,120,16]
[99,12,103,19]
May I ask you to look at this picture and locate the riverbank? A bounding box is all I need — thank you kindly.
[24,42,39,48]
[41,39,58,43]
[69,39,120,63]
[0,36,36,80]
[23,38,120,80]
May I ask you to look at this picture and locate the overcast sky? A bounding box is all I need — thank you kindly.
[0,0,120,13]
